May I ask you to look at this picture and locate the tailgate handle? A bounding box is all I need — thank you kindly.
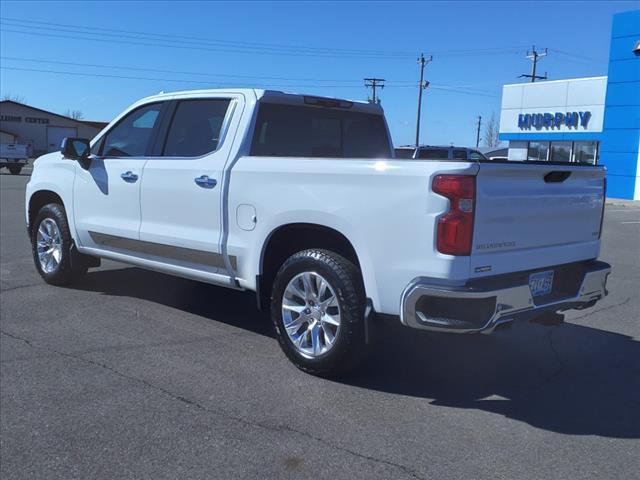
[544,171,572,183]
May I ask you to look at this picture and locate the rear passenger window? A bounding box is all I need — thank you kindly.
[250,102,390,158]
[417,148,449,160]
[163,99,231,157]
[394,148,415,159]
[452,149,467,160]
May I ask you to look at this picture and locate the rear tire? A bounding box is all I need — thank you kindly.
[8,165,22,175]
[31,203,88,286]
[270,249,367,377]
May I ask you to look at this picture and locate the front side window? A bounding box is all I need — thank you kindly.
[527,141,549,161]
[549,141,572,162]
[163,99,231,157]
[452,149,467,160]
[90,136,104,156]
[250,103,390,158]
[418,148,449,160]
[573,141,598,164]
[101,103,163,157]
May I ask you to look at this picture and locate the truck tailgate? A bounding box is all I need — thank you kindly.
[470,162,605,278]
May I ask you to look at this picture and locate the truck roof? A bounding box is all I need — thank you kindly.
[135,88,383,114]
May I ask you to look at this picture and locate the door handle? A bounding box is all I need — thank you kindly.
[194,175,217,189]
[120,171,139,182]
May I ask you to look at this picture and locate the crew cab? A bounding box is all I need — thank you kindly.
[25,89,611,375]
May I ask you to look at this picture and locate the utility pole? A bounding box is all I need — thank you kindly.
[519,45,548,82]
[475,115,482,148]
[364,78,385,104]
[415,53,432,147]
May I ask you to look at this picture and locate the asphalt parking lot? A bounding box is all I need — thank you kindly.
[1,171,639,479]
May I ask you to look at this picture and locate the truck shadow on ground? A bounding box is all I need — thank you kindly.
[77,266,640,440]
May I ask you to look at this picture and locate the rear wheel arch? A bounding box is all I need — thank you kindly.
[257,223,364,310]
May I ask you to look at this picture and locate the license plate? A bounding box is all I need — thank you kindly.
[529,270,554,297]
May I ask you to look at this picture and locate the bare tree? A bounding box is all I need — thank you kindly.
[483,112,501,148]
[1,93,27,103]
[65,109,84,120]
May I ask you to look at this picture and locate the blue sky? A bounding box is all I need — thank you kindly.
[0,0,636,146]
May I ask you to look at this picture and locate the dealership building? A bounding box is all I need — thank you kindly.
[0,100,107,157]
[499,10,640,200]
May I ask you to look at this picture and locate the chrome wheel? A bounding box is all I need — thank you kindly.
[36,218,62,274]
[282,271,341,358]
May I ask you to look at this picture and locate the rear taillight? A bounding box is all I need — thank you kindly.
[432,174,476,255]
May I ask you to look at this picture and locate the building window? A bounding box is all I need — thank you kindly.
[549,141,572,162]
[526,140,599,164]
[572,141,599,164]
[527,141,549,161]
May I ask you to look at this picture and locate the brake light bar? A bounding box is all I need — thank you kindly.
[432,175,476,255]
[303,96,353,109]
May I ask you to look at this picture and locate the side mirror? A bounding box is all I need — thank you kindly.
[61,137,91,160]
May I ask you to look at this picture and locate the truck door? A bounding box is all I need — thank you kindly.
[73,102,166,250]
[138,94,244,275]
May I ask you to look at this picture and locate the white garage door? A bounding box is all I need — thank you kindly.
[47,126,77,152]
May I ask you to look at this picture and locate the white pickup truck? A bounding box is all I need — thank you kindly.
[1,143,29,175]
[25,89,611,375]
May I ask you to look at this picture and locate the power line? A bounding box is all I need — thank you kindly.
[0,26,411,60]
[0,17,529,60]
[0,56,502,93]
[0,57,500,96]
[0,16,417,57]
[548,48,606,64]
[0,20,413,60]
[0,65,501,98]
[0,56,366,83]
[0,66,360,88]
[429,84,498,98]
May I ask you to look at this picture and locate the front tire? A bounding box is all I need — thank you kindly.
[31,203,87,286]
[270,249,367,376]
[8,165,22,175]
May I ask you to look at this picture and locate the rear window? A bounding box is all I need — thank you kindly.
[250,102,390,158]
[417,148,449,160]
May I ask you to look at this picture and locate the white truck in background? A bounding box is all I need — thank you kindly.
[25,89,611,376]
[1,143,29,175]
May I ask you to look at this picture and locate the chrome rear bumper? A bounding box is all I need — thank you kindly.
[400,261,611,334]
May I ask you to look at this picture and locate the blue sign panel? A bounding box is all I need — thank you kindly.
[518,111,591,130]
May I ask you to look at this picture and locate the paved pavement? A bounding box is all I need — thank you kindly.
[1,172,639,480]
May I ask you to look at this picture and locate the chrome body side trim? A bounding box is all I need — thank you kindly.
[89,231,237,270]
[400,262,611,334]
[78,245,242,290]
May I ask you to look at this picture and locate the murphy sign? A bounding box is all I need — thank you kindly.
[518,111,591,130]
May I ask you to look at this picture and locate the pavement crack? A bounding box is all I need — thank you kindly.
[569,296,631,322]
[0,328,424,479]
[0,282,41,293]
[0,329,35,346]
